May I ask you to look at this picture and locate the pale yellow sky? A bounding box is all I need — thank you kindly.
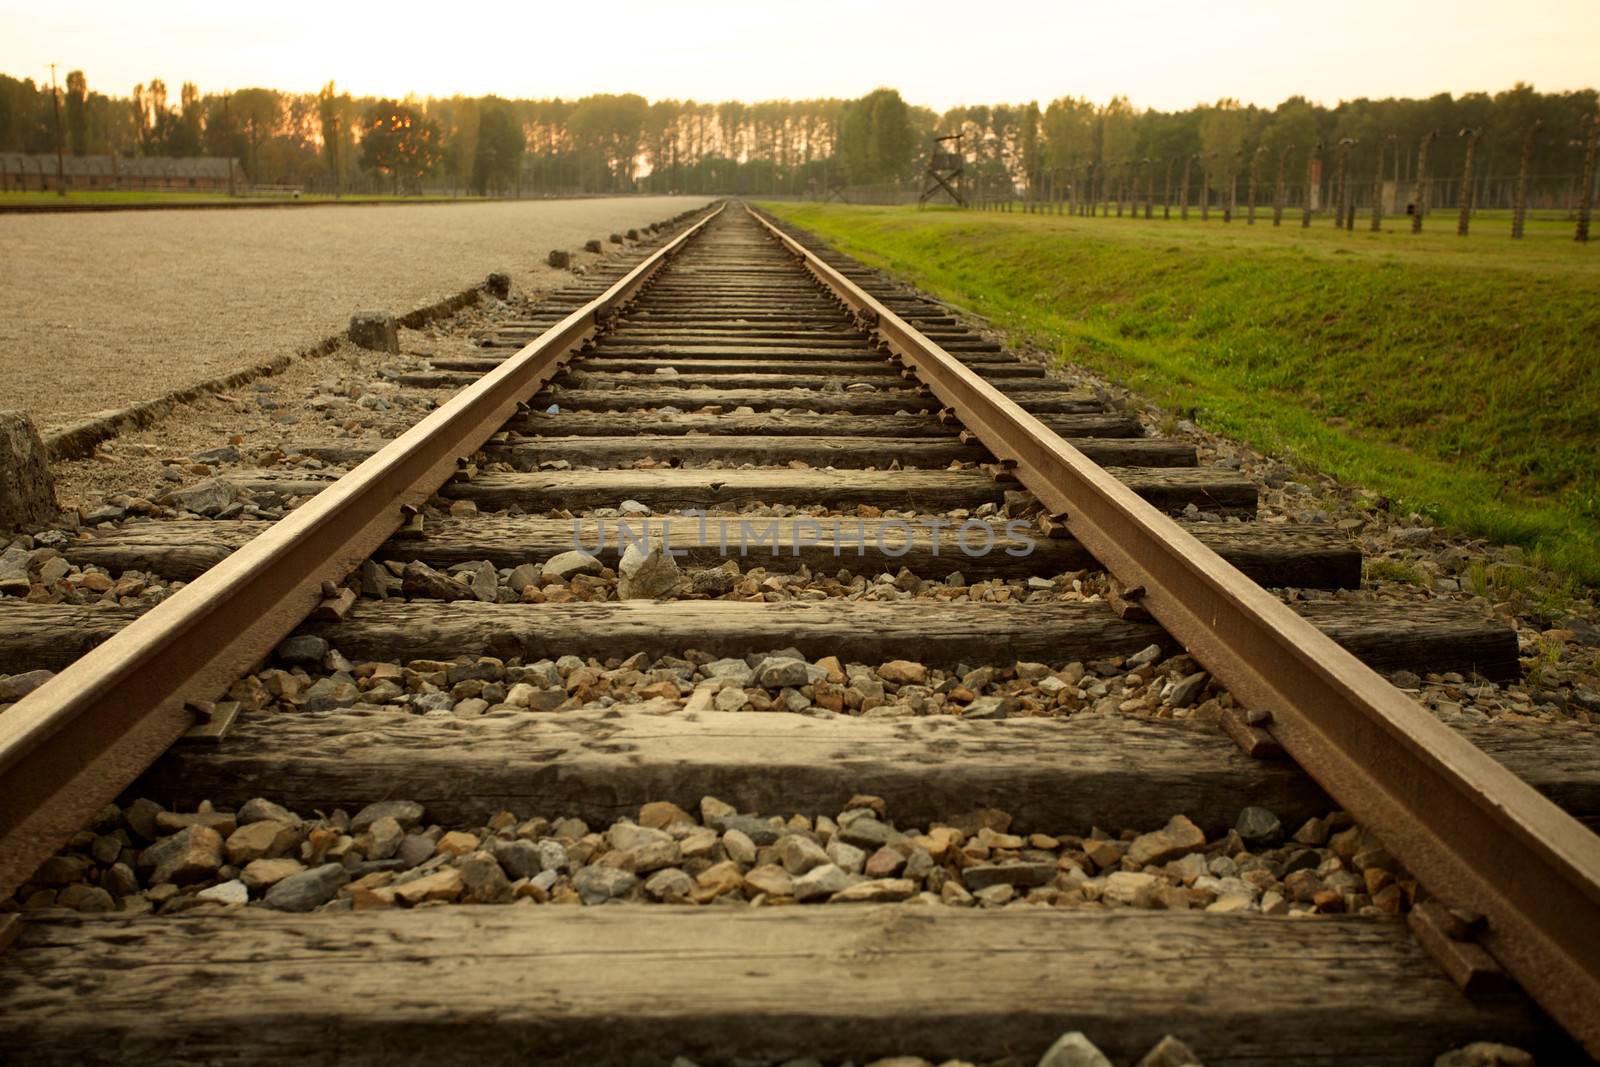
[1,0,1594,111]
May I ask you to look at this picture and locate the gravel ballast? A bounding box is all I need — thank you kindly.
[0,196,711,425]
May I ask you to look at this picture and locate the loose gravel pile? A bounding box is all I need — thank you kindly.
[15,789,1405,919]
[0,196,711,424]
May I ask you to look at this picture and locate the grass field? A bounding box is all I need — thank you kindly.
[761,202,1600,587]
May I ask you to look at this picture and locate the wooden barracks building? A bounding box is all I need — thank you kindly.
[0,153,245,193]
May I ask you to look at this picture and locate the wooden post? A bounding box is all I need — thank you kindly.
[1180,156,1192,220]
[1577,116,1600,243]
[1371,135,1392,232]
[1457,128,1483,237]
[1163,158,1173,220]
[1302,144,1320,229]
[1411,131,1437,234]
[1511,122,1539,239]
[1247,148,1264,224]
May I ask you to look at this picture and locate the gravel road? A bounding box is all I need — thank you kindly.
[0,196,713,426]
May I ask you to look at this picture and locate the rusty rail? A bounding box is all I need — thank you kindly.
[746,203,1600,1054]
[0,202,725,903]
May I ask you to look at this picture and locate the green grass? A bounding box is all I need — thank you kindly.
[760,201,1600,586]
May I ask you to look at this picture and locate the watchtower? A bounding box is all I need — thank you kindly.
[919,133,965,207]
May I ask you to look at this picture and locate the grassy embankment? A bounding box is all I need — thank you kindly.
[761,202,1600,589]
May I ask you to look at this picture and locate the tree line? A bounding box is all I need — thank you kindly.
[0,70,1593,206]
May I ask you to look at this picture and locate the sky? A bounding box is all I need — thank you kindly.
[1,0,1595,112]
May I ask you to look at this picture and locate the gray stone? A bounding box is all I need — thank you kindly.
[644,867,695,901]
[275,634,329,667]
[0,411,57,530]
[302,677,359,712]
[1168,671,1208,709]
[713,813,782,846]
[752,656,809,688]
[459,851,513,903]
[493,839,545,880]
[402,560,471,601]
[961,862,1058,891]
[351,800,425,833]
[196,879,249,905]
[139,825,223,885]
[484,271,512,299]
[508,563,542,593]
[793,863,851,902]
[776,834,831,875]
[608,823,673,853]
[618,499,651,516]
[348,311,399,353]
[81,504,126,525]
[263,863,349,911]
[464,560,498,603]
[238,798,302,827]
[1235,806,1282,845]
[825,839,866,874]
[167,477,236,516]
[536,839,570,873]
[691,568,737,595]
[961,696,1012,720]
[364,816,404,860]
[1127,815,1207,867]
[722,828,757,865]
[190,445,241,465]
[547,249,571,269]
[573,865,638,904]
[1126,644,1163,669]
[397,834,435,867]
[360,559,399,599]
[541,550,603,582]
[703,658,754,685]
[1038,1031,1114,1067]
[618,543,682,599]
[837,817,895,850]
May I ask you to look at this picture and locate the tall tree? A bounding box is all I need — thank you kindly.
[838,88,914,184]
[473,98,525,195]
[359,100,443,193]
[63,70,87,154]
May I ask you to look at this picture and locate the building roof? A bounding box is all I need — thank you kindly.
[0,153,240,178]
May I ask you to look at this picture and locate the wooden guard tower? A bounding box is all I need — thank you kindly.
[919,133,965,207]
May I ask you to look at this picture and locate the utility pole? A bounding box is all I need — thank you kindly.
[49,64,66,198]
[223,92,236,197]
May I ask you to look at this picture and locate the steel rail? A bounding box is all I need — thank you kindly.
[0,202,726,903]
[747,203,1600,1053]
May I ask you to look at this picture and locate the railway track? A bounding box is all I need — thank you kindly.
[0,200,1597,1065]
